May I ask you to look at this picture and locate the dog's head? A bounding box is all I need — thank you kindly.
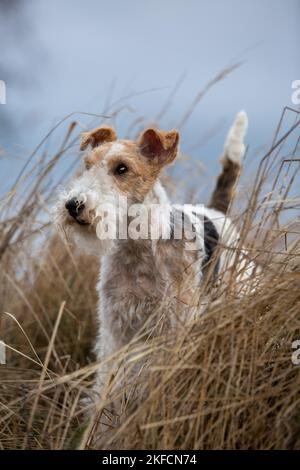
[53,125,179,252]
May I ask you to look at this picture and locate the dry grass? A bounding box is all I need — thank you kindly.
[0,102,300,450]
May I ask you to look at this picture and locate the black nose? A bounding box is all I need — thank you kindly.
[65,197,85,218]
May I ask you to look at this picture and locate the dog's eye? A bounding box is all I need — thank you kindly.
[114,163,128,175]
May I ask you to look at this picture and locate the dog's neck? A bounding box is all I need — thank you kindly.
[99,178,201,312]
[143,179,170,206]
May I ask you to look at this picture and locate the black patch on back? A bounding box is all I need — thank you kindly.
[202,215,220,281]
[169,208,185,240]
[169,209,220,282]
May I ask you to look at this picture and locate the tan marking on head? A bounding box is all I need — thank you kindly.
[81,127,180,202]
[104,140,162,200]
[80,125,117,151]
[83,140,133,169]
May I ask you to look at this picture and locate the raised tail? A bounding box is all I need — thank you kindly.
[208,111,248,214]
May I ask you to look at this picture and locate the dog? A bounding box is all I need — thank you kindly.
[54,111,250,408]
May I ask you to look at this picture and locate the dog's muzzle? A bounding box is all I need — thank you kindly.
[65,197,86,224]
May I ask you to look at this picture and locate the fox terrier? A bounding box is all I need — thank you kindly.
[54,111,249,402]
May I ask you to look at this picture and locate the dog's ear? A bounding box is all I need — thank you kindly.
[138,128,179,166]
[80,126,117,150]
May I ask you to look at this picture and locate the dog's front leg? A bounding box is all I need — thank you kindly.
[93,323,120,400]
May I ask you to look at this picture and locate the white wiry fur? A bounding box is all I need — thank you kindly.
[221,110,248,165]
[52,111,254,411]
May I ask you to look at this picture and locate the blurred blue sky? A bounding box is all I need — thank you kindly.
[0,0,299,193]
